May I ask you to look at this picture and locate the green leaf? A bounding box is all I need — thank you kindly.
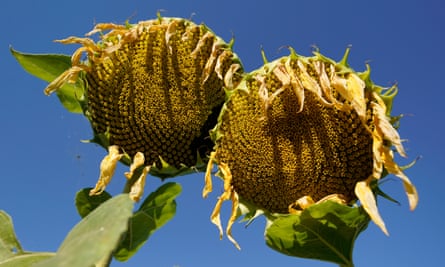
[34,194,134,267]
[75,188,112,218]
[0,211,23,261]
[265,201,370,266]
[10,48,84,113]
[114,182,182,261]
[0,211,55,267]
[0,253,54,267]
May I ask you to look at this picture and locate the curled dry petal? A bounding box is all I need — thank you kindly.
[372,92,406,157]
[44,66,85,95]
[90,145,123,196]
[355,180,388,235]
[129,166,151,202]
[125,152,145,179]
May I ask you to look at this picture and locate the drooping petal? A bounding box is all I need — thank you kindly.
[207,162,241,249]
[44,66,85,95]
[296,59,322,97]
[380,146,419,210]
[226,191,241,250]
[125,152,145,179]
[129,166,151,202]
[355,180,388,235]
[372,92,407,157]
[202,152,216,198]
[90,145,123,195]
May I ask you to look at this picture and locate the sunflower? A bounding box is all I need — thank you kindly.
[43,15,243,200]
[203,47,418,249]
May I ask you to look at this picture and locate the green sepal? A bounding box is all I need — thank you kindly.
[148,153,207,180]
[236,199,264,227]
[400,157,419,171]
[83,131,110,149]
[313,47,355,75]
[114,182,181,261]
[10,48,85,113]
[265,201,369,266]
[370,179,401,205]
[380,84,399,116]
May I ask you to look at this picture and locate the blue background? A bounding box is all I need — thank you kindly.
[1,0,443,266]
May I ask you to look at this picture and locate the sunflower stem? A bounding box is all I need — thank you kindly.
[123,177,136,194]
[122,167,144,194]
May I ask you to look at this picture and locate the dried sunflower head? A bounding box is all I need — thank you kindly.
[44,16,243,199]
[203,48,418,248]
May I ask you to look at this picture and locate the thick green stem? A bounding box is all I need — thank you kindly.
[122,167,143,193]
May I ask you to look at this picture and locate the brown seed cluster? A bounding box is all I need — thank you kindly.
[215,58,374,213]
[85,19,243,169]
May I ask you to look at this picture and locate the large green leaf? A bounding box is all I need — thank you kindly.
[265,201,370,267]
[75,188,112,218]
[0,211,55,267]
[10,48,84,113]
[34,194,134,267]
[114,182,182,261]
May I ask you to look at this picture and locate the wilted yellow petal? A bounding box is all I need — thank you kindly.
[371,133,385,180]
[317,194,348,205]
[289,194,347,214]
[226,191,241,250]
[210,199,224,240]
[355,180,388,235]
[202,41,220,82]
[209,163,242,249]
[372,92,406,157]
[290,195,315,211]
[129,166,151,202]
[346,73,366,119]
[223,62,242,90]
[85,23,127,36]
[202,151,216,198]
[125,152,145,179]
[381,147,419,210]
[90,145,123,196]
[313,61,336,104]
[56,36,96,47]
[44,66,84,95]
[331,73,366,120]
[296,60,322,97]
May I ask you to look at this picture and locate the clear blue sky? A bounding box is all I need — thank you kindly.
[1,0,443,266]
